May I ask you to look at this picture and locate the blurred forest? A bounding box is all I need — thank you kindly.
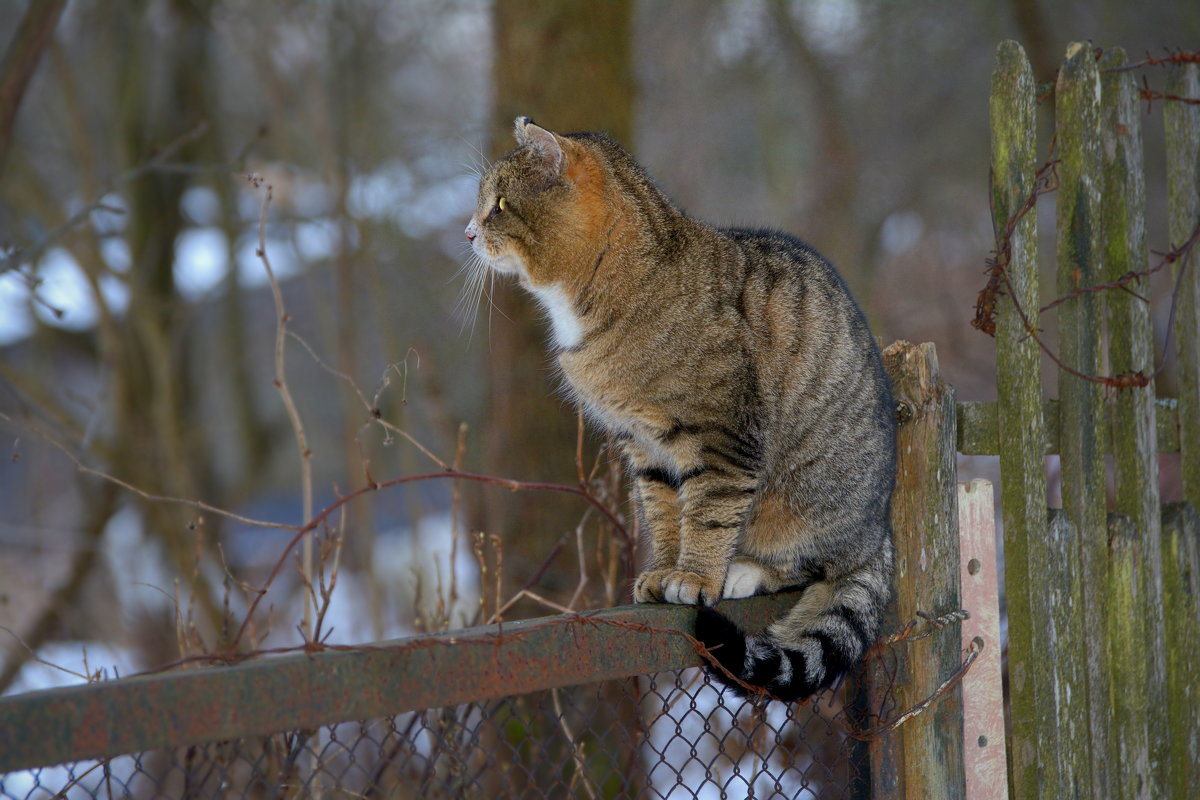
[0,0,1196,693]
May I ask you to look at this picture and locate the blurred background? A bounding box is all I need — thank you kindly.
[0,0,1195,695]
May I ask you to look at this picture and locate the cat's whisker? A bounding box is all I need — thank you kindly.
[452,252,493,345]
[483,268,512,324]
[457,134,493,176]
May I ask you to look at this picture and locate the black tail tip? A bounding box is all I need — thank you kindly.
[694,606,749,696]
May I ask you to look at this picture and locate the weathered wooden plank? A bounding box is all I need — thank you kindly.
[988,40,1054,799]
[1099,47,1165,792]
[1104,513,1151,799]
[954,400,998,455]
[0,591,802,772]
[1044,508,1091,799]
[1156,397,1181,454]
[957,480,1007,800]
[1160,502,1200,798]
[1165,64,1200,509]
[867,340,964,800]
[956,399,1179,455]
[1055,41,1109,796]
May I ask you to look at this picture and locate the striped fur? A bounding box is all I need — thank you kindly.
[466,118,896,702]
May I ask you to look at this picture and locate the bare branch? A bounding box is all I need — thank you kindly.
[247,173,316,641]
[0,0,68,175]
[0,411,295,531]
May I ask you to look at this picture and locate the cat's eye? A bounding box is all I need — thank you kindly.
[486,196,507,222]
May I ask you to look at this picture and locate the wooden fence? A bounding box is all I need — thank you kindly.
[955,40,1200,800]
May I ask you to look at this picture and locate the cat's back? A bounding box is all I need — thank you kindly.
[702,226,884,378]
[700,226,894,463]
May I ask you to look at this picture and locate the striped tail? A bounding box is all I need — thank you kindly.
[694,564,889,701]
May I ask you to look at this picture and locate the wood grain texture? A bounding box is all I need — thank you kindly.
[1099,47,1165,793]
[1165,63,1200,510]
[866,340,964,800]
[1055,42,1109,797]
[988,40,1054,799]
[957,480,1007,800]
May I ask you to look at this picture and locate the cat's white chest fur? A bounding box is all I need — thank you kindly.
[530,284,583,349]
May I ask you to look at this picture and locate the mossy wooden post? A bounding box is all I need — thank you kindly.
[1099,47,1165,793]
[1161,502,1200,797]
[1104,514,1150,799]
[871,340,964,800]
[1055,42,1109,797]
[1036,507,1089,800]
[988,41,1055,798]
[1165,63,1200,509]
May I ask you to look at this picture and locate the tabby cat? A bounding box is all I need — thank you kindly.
[465,118,896,701]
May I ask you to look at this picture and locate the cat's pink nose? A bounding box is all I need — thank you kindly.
[465,221,478,241]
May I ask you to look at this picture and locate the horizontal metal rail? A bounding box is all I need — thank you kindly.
[0,591,802,772]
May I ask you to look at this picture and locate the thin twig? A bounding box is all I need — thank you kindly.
[248,174,316,640]
[0,122,213,277]
[0,411,294,531]
[849,637,983,741]
[552,686,600,800]
[286,330,448,470]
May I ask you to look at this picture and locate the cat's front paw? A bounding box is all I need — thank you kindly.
[634,569,722,606]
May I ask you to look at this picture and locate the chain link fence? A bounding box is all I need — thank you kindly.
[1,667,861,799]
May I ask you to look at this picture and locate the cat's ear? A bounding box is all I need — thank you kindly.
[514,116,565,174]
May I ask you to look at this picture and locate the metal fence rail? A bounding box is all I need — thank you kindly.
[1,670,856,799]
[0,592,879,798]
[0,593,806,772]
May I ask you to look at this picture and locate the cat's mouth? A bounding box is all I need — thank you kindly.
[486,254,523,275]
[471,240,525,278]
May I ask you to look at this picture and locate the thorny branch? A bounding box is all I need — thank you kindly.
[850,635,983,741]
[973,156,1059,338]
[1136,75,1200,113]
[1098,49,1200,110]
[977,48,1200,388]
[1102,48,1200,73]
[975,150,1200,389]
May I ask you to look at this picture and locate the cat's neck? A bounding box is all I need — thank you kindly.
[524,151,705,347]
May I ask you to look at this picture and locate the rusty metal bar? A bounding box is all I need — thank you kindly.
[0,591,801,773]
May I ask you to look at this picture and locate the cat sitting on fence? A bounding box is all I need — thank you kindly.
[464,117,897,701]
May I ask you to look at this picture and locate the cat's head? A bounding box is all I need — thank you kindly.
[465,117,610,289]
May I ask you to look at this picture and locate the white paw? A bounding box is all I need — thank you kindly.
[723,561,768,599]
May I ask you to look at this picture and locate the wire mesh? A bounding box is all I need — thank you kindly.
[1,668,860,799]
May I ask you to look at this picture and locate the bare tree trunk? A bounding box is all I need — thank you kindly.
[0,0,68,177]
[482,0,634,605]
[1009,0,1059,85]
[111,0,222,631]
